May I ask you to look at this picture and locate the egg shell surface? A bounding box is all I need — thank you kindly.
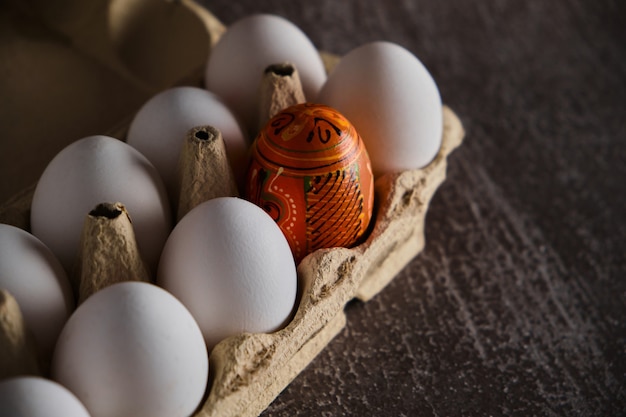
[204,13,327,137]
[51,281,208,417]
[0,376,91,417]
[30,135,171,274]
[316,41,443,176]
[157,197,297,351]
[0,224,73,362]
[126,86,248,198]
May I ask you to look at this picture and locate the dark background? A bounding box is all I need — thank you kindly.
[198,1,626,416]
[1,0,624,415]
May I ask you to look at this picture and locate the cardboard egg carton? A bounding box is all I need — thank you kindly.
[0,1,465,416]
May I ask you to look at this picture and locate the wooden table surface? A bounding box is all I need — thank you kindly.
[200,1,625,416]
[2,0,624,415]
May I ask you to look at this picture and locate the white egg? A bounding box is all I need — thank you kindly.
[317,41,443,176]
[30,135,171,274]
[0,224,73,363]
[205,13,327,137]
[51,282,208,417]
[0,376,91,417]
[157,197,297,351]
[126,86,248,198]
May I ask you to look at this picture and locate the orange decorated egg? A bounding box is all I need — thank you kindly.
[245,103,374,263]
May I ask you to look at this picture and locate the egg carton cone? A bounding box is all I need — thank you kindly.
[0,1,465,416]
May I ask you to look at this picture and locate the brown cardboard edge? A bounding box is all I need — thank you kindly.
[197,106,465,417]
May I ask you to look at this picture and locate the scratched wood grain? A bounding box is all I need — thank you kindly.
[198,0,626,415]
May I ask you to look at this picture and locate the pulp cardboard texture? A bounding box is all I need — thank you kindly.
[0,0,223,202]
[0,1,464,416]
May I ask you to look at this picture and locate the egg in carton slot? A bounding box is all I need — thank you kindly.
[0,2,465,417]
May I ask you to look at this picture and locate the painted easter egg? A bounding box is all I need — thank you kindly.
[245,103,374,263]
